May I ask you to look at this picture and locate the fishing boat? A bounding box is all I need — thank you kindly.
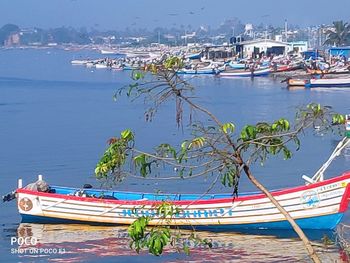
[100,48,124,56]
[287,78,308,87]
[177,68,215,74]
[219,67,270,78]
[185,51,202,60]
[13,170,350,230]
[273,63,302,73]
[95,63,108,69]
[305,78,350,88]
[71,59,89,65]
[10,136,350,230]
[228,61,247,70]
[177,63,219,75]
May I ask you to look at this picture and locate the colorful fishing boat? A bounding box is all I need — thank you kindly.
[305,78,350,88]
[273,64,302,73]
[177,68,216,75]
[14,171,350,230]
[219,67,270,78]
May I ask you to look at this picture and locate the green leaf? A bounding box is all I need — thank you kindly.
[222,122,235,134]
[134,154,146,166]
[183,244,190,255]
[181,141,188,151]
[132,71,144,80]
[188,137,206,149]
[121,129,134,141]
[332,114,345,125]
[241,125,257,141]
[282,147,292,160]
[293,137,301,151]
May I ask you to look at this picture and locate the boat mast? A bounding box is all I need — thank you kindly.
[284,19,288,42]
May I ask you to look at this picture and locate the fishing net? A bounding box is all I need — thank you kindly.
[336,223,350,256]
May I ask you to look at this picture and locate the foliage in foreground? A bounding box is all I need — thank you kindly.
[127,202,212,256]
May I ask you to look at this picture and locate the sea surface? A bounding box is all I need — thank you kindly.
[0,49,350,262]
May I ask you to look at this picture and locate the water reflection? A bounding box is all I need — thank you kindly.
[11,223,346,263]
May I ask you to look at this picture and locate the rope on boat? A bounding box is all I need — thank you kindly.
[336,223,350,256]
[311,137,350,183]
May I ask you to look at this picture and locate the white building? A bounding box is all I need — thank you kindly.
[244,24,254,38]
[287,41,308,54]
[235,39,289,58]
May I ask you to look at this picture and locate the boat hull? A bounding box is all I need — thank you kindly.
[177,69,215,74]
[220,68,270,77]
[306,78,350,88]
[16,172,350,230]
[20,212,344,230]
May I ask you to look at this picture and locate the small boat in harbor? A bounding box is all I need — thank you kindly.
[177,68,216,74]
[219,67,270,78]
[287,78,308,87]
[305,78,350,88]
[185,51,202,60]
[228,61,247,70]
[71,59,90,65]
[177,62,224,75]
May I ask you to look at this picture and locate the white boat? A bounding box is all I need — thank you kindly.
[71,60,89,65]
[220,67,271,77]
[100,49,121,55]
[95,63,108,69]
[306,78,350,88]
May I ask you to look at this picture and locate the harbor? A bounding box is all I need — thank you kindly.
[68,42,350,88]
[1,48,350,262]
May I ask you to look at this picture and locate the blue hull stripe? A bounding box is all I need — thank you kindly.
[306,83,350,88]
[20,212,344,230]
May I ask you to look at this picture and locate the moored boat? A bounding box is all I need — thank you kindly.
[177,68,215,74]
[71,59,89,65]
[14,170,350,230]
[219,67,270,78]
[305,78,350,88]
[228,61,247,70]
[185,51,202,60]
[287,78,308,87]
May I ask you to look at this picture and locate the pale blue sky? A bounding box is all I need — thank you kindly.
[1,0,349,29]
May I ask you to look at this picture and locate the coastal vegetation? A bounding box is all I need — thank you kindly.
[95,57,346,262]
[324,20,350,47]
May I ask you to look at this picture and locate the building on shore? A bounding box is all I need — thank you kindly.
[233,39,289,58]
[287,41,308,54]
[4,33,20,46]
[328,46,350,59]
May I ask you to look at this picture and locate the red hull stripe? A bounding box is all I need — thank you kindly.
[16,172,350,206]
[339,184,350,212]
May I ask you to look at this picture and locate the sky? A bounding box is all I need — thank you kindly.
[1,0,350,30]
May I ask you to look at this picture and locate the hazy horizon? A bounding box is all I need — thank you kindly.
[1,0,350,30]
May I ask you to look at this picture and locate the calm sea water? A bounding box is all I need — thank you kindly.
[0,49,350,262]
